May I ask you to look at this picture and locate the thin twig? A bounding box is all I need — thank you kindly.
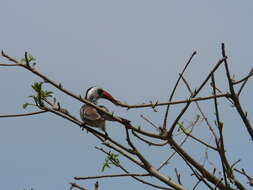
[0,110,47,118]
[174,168,182,185]
[185,160,215,190]
[233,67,253,85]
[95,146,172,190]
[211,74,230,189]
[182,130,217,151]
[119,94,230,109]
[234,168,253,187]
[140,114,159,130]
[181,75,219,143]
[210,82,234,105]
[132,130,168,146]
[163,51,197,130]
[125,127,186,190]
[0,63,19,66]
[1,51,19,63]
[237,67,253,96]
[157,116,198,171]
[70,183,88,190]
[221,43,253,140]
[75,173,150,180]
[168,138,228,190]
[167,57,227,137]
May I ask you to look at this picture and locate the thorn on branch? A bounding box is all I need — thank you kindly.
[1,50,19,63]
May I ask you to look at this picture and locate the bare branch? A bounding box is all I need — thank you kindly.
[174,168,182,185]
[70,183,88,190]
[181,153,215,190]
[0,62,19,66]
[211,74,230,188]
[221,43,253,140]
[75,173,150,180]
[1,50,20,63]
[0,110,47,118]
[182,130,217,151]
[233,67,253,85]
[132,130,168,146]
[95,146,173,190]
[234,168,253,187]
[168,138,229,190]
[181,75,219,143]
[237,67,253,96]
[163,51,197,130]
[167,57,227,137]
[140,114,159,130]
[125,128,186,190]
[119,93,229,109]
[157,116,198,171]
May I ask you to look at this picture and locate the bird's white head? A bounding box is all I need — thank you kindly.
[85,87,119,105]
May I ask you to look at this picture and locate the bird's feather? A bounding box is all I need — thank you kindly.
[80,105,102,121]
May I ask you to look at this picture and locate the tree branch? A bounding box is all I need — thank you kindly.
[163,51,197,130]
[75,173,150,180]
[168,138,229,190]
[167,57,227,137]
[221,43,253,140]
[0,110,47,118]
[70,183,88,190]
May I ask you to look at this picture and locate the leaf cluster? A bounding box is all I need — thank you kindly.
[101,152,120,172]
[23,82,53,109]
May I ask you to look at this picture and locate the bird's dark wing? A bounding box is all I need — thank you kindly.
[80,105,102,121]
[98,105,114,121]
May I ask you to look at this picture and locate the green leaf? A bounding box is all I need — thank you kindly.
[101,152,120,172]
[31,82,42,93]
[22,103,29,109]
[101,161,110,172]
[28,54,36,62]
[45,91,53,97]
[178,122,189,134]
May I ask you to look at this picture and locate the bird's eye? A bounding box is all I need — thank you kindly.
[97,88,103,96]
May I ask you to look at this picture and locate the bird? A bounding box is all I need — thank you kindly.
[80,87,120,132]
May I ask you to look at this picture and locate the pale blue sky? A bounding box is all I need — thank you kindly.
[0,1,253,189]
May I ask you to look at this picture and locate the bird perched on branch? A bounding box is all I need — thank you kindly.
[80,87,121,132]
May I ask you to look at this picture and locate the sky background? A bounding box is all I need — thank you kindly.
[0,1,253,189]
